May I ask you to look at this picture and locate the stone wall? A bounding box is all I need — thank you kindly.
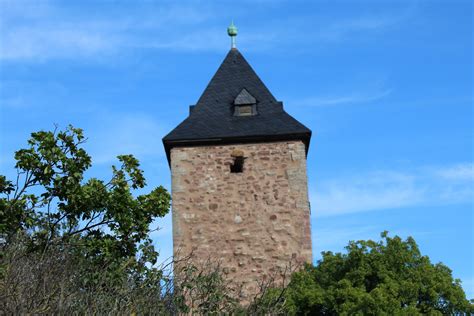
[170,140,312,298]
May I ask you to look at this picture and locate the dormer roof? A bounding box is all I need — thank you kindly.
[234,88,256,105]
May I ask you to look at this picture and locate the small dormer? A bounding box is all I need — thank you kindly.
[233,88,257,116]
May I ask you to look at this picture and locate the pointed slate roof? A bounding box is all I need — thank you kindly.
[163,48,311,164]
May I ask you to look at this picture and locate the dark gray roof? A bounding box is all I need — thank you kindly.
[163,48,311,163]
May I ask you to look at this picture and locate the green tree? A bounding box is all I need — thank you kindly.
[1,125,169,248]
[0,125,171,313]
[283,232,473,315]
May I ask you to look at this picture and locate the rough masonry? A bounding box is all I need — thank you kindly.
[171,141,311,297]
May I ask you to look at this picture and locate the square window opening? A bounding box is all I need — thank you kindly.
[230,156,244,173]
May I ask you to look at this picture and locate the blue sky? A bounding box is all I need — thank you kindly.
[1,0,472,297]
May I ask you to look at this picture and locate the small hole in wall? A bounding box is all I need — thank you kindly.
[230,156,244,173]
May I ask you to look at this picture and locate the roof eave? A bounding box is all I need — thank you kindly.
[163,132,312,167]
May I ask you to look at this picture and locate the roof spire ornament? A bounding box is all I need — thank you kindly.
[227,21,238,49]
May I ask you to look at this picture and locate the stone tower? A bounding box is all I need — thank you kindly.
[163,29,312,297]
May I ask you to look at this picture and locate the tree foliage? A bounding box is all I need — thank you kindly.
[0,125,172,313]
[1,126,472,314]
[1,125,169,250]
[282,232,473,315]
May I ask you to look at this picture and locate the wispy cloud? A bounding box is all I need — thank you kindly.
[311,163,474,217]
[433,163,474,181]
[294,88,392,107]
[0,1,415,61]
[1,26,116,61]
[0,1,218,61]
[316,15,408,42]
[0,96,28,109]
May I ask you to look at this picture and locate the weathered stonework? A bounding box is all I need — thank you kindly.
[171,140,312,298]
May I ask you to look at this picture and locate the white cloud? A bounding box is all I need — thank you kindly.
[317,15,405,42]
[1,27,115,61]
[0,96,28,109]
[0,1,218,61]
[311,164,474,217]
[0,1,415,61]
[294,89,392,107]
[433,163,474,181]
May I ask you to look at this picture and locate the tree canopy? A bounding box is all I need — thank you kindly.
[1,125,169,250]
[0,125,172,313]
[282,232,473,315]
